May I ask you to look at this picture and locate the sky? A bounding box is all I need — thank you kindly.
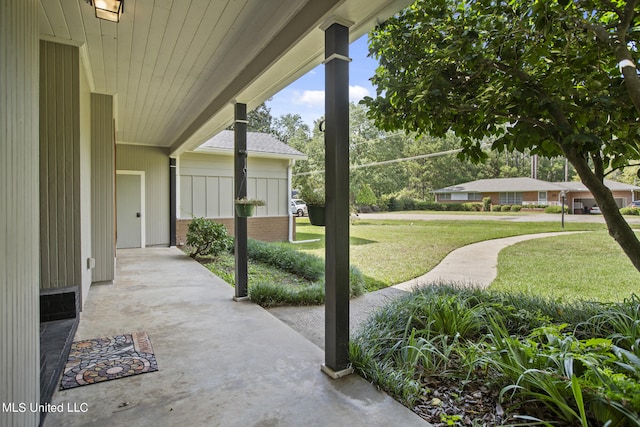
[266,34,378,128]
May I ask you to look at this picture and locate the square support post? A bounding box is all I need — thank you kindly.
[234,103,249,300]
[322,19,352,377]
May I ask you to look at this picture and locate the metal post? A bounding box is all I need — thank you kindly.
[321,18,353,378]
[234,103,249,301]
[169,158,177,247]
[561,193,566,229]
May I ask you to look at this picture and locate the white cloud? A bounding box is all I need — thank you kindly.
[292,85,371,107]
[292,90,325,107]
[349,85,370,102]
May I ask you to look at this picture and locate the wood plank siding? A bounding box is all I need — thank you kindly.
[179,153,289,219]
[91,94,115,282]
[116,145,170,246]
[1,1,41,425]
[39,41,81,290]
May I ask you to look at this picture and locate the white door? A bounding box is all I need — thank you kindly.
[116,173,143,248]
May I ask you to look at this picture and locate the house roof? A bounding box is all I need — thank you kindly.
[433,177,566,193]
[433,177,640,193]
[194,130,307,160]
[557,179,640,192]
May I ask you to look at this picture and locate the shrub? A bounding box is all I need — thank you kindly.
[620,207,640,216]
[250,281,325,307]
[245,239,365,304]
[377,195,391,211]
[482,197,492,212]
[510,204,522,212]
[389,197,404,211]
[186,218,233,258]
[350,285,640,425]
[462,202,483,211]
[545,205,568,214]
[500,204,511,212]
[398,195,415,210]
[247,239,324,281]
[444,203,465,211]
[491,204,502,212]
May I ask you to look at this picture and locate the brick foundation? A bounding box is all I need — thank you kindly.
[176,216,294,246]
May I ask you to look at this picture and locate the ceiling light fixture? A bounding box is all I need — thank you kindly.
[87,0,124,23]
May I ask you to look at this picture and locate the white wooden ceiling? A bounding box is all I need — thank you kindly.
[39,0,411,155]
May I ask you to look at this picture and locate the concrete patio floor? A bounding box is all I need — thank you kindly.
[44,248,427,427]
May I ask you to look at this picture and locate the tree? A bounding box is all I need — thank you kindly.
[247,102,273,133]
[272,113,311,145]
[363,0,640,271]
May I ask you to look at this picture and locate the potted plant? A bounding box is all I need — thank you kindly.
[300,187,325,226]
[234,198,265,217]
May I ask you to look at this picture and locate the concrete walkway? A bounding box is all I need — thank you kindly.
[268,232,583,350]
[393,231,584,291]
[45,248,426,427]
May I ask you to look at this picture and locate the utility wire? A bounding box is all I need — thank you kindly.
[294,143,491,177]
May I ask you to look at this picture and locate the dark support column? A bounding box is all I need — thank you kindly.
[322,19,352,378]
[169,158,177,247]
[234,103,249,301]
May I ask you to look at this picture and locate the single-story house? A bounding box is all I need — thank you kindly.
[433,177,640,213]
[175,130,307,244]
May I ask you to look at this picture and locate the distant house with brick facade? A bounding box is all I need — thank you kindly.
[176,131,307,244]
[432,177,640,213]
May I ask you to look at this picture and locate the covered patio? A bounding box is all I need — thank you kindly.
[2,1,415,425]
[43,248,425,426]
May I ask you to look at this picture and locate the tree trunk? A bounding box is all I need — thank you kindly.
[563,146,640,272]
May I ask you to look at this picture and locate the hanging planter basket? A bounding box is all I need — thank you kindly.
[307,205,326,226]
[235,203,256,218]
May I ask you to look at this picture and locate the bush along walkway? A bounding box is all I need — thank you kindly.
[204,239,365,307]
[350,285,640,426]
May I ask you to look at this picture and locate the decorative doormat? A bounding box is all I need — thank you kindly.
[60,331,158,390]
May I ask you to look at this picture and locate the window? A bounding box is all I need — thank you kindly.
[499,192,523,204]
[538,191,547,205]
[468,192,483,201]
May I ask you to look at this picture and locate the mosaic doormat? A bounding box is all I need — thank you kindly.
[60,331,158,390]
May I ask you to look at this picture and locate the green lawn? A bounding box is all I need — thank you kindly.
[287,218,605,291]
[491,230,640,302]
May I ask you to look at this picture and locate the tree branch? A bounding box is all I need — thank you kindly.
[603,162,640,177]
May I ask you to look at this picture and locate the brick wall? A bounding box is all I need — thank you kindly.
[176,216,294,246]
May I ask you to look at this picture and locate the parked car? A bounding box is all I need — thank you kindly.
[290,199,308,217]
[590,205,601,214]
[628,200,640,208]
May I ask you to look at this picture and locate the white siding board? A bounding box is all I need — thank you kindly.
[219,177,233,217]
[180,175,193,219]
[116,145,170,246]
[91,94,115,283]
[137,0,191,138]
[192,176,206,217]
[1,1,40,424]
[79,59,93,301]
[278,179,287,216]
[40,41,82,290]
[179,153,290,218]
[267,179,280,216]
[206,177,220,218]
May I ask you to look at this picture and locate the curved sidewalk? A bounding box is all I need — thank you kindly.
[269,232,584,351]
[393,231,584,291]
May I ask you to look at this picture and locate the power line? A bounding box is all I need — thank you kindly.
[294,143,491,176]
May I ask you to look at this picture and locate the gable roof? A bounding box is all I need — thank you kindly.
[558,179,640,191]
[433,177,640,193]
[433,177,566,193]
[193,130,307,160]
